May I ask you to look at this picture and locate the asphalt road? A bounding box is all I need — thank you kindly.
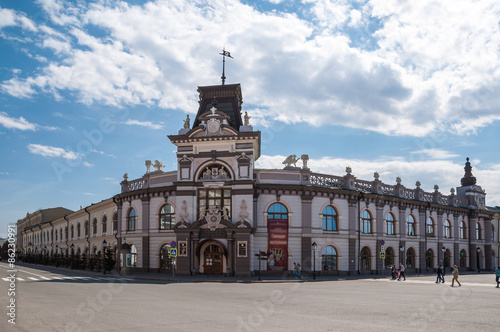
[1,262,499,332]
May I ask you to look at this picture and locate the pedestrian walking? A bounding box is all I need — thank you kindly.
[436,264,445,283]
[391,264,397,280]
[296,263,303,280]
[495,265,500,288]
[398,263,406,281]
[451,264,461,287]
[292,263,297,278]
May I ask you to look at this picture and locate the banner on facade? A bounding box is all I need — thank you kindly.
[267,219,288,271]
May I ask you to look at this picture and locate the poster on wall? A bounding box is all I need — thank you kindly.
[267,219,288,271]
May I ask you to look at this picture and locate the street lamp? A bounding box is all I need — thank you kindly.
[102,239,107,275]
[441,246,446,274]
[70,243,75,270]
[312,242,317,280]
[476,247,481,273]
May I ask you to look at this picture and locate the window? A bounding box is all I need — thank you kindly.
[102,215,107,235]
[322,206,337,231]
[361,210,372,234]
[407,215,416,236]
[112,212,118,233]
[426,218,435,237]
[71,225,74,239]
[268,203,288,219]
[426,249,434,269]
[360,247,371,270]
[198,188,232,219]
[237,241,247,257]
[159,204,175,230]
[84,221,89,237]
[460,249,467,267]
[492,225,496,242]
[127,208,136,231]
[159,244,172,269]
[459,221,467,239]
[77,223,81,238]
[444,219,451,238]
[385,213,395,235]
[406,248,416,268]
[385,247,395,268]
[321,246,338,271]
[476,222,481,240]
[92,218,97,236]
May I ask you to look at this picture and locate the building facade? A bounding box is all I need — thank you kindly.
[17,82,497,276]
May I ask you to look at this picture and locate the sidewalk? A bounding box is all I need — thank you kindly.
[13,262,463,283]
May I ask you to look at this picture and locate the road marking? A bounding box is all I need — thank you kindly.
[28,277,38,281]
[2,278,9,281]
[17,277,24,281]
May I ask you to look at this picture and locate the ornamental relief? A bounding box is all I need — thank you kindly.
[199,165,231,180]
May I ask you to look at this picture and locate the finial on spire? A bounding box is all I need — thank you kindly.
[219,48,233,85]
[461,157,477,186]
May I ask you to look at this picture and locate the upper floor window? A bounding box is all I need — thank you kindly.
[92,218,97,236]
[127,208,136,231]
[198,188,232,219]
[476,222,481,240]
[361,210,372,234]
[322,206,337,231]
[385,213,395,235]
[112,212,118,233]
[426,218,435,237]
[84,221,89,237]
[459,221,467,239]
[102,215,107,234]
[160,204,175,230]
[407,215,416,236]
[77,223,81,238]
[70,225,74,239]
[444,219,451,238]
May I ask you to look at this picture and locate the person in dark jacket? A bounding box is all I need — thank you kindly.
[436,264,445,283]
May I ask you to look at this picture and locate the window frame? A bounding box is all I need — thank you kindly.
[321,245,338,271]
[407,215,416,236]
[322,205,338,231]
[361,210,372,234]
[127,208,136,231]
[385,212,395,235]
[159,204,176,230]
[426,217,435,237]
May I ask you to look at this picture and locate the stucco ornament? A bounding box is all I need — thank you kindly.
[205,206,222,231]
[282,154,299,167]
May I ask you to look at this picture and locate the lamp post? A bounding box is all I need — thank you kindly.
[102,239,107,275]
[70,244,75,270]
[476,247,481,273]
[441,246,446,274]
[312,242,317,280]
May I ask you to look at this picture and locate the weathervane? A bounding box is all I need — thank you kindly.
[219,48,233,85]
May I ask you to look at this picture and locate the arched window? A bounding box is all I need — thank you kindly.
[407,215,416,236]
[127,208,136,231]
[426,218,435,237]
[84,220,89,237]
[460,249,467,267]
[426,249,434,269]
[92,218,97,236]
[55,230,58,242]
[321,246,338,270]
[406,248,416,268]
[102,215,107,235]
[476,222,481,240]
[459,221,467,239]
[112,212,118,233]
[444,219,451,238]
[322,206,337,231]
[70,225,74,239]
[159,204,175,230]
[268,203,288,219]
[159,244,172,269]
[77,223,81,238]
[385,213,395,235]
[385,247,395,268]
[360,247,371,270]
[361,210,372,234]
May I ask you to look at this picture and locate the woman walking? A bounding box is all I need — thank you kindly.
[451,265,461,287]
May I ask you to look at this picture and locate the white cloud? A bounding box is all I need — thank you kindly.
[27,143,81,160]
[1,0,500,137]
[256,154,500,206]
[410,149,460,160]
[0,112,37,131]
[82,161,94,167]
[123,119,163,130]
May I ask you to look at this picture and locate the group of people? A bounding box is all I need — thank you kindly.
[390,263,406,281]
[435,264,462,286]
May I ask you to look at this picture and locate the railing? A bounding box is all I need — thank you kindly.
[354,179,372,193]
[310,174,344,188]
[127,179,146,191]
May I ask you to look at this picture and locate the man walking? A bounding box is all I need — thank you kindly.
[451,264,461,287]
[436,264,445,283]
[495,265,500,288]
[398,263,406,281]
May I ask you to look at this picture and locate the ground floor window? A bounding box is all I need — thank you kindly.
[406,248,416,268]
[160,244,172,269]
[321,246,337,270]
[460,249,467,268]
[360,247,371,270]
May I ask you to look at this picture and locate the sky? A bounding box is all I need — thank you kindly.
[1,0,500,238]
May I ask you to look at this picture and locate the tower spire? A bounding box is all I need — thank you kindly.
[219,48,233,85]
[460,157,477,186]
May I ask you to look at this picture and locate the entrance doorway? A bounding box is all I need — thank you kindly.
[203,244,223,274]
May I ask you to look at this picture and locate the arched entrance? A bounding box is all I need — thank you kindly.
[203,244,223,274]
[385,247,395,268]
[426,249,434,270]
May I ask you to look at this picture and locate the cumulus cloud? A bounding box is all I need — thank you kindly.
[27,143,81,160]
[123,119,163,130]
[0,0,499,137]
[82,161,94,167]
[0,112,37,130]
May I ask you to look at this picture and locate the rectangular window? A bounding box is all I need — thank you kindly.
[237,241,247,257]
[179,241,187,256]
[198,188,232,219]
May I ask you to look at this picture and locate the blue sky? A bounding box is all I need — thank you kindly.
[1,0,500,238]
